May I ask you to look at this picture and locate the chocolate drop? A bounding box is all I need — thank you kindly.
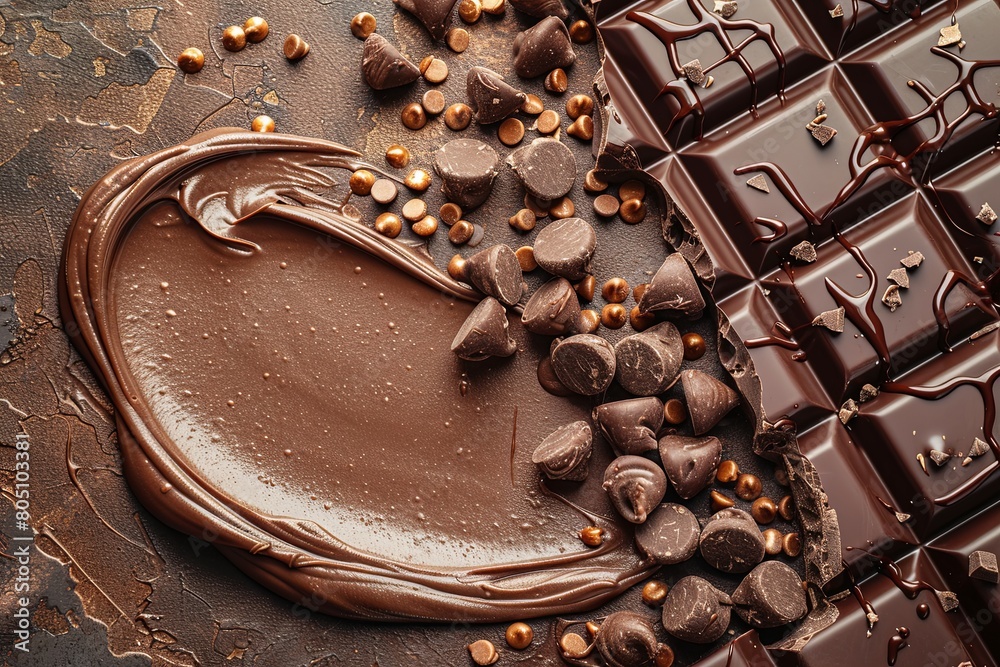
[661,576,732,643]
[635,503,700,565]
[614,322,684,396]
[466,244,524,306]
[637,253,705,318]
[699,508,765,574]
[595,611,667,667]
[512,16,577,79]
[507,138,577,201]
[593,397,664,455]
[434,139,500,210]
[393,0,458,40]
[551,334,616,396]
[509,0,570,20]
[731,561,808,628]
[531,421,592,481]
[602,455,668,524]
[361,34,421,90]
[466,67,527,124]
[522,278,581,336]
[532,217,597,280]
[451,297,517,361]
[657,434,722,500]
[681,369,740,435]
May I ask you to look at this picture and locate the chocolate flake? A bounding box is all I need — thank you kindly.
[789,240,817,263]
[746,173,770,193]
[916,452,929,476]
[361,34,421,90]
[810,123,837,146]
[551,334,617,396]
[838,398,858,425]
[938,23,962,47]
[637,253,706,318]
[508,0,570,20]
[614,322,684,396]
[811,307,845,332]
[593,397,664,456]
[661,576,732,643]
[531,421,593,481]
[681,369,740,436]
[393,0,458,40]
[882,284,902,311]
[602,455,668,524]
[887,267,910,288]
[466,244,524,306]
[658,434,722,499]
[928,449,951,466]
[435,139,500,210]
[976,202,997,225]
[451,297,518,361]
[522,278,582,336]
[507,138,577,201]
[829,4,844,17]
[682,59,706,85]
[971,321,1000,340]
[858,383,879,403]
[900,251,925,268]
[969,550,999,583]
[532,218,597,281]
[713,0,738,19]
[466,67,527,124]
[635,503,701,565]
[732,561,809,628]
[512,16,576,79]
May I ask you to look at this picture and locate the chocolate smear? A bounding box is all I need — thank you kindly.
[531,421,592,481]
[969,550,999,583]
[681,369,740,435]
[393,0,458,40]
[593,397,664,456]
[361,34,421,90]
[637,253,706,318]
[466,244,524,306]
[512,16,576,79]
[451,297,517,361]
[434,139,500,210]
[522,278,582,336]
[900,251,925,268]
[532,217,597,280]
[635,503,701,565]
[466,67,527,124]
[699,508,765,574]
[789,240,817,263]
[551,334,617,396]
[602,455,668,524]
[595,612,670,667]
[882,284,902,311]
[976,202,997,225]
[507,138,577,201]
[732,561,809,628]
[811,307,845,332]
[887,267,910,288]
[658,434,722,500]
[614,322,684,396]
[661,576,733,643]
[746,173,769,193]
[509,0,570,20]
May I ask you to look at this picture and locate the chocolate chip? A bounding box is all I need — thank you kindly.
[603,455,667,524]
[789,240,817,263]
[177,48,205,73]
[531,421,592,481]
[578,309,600,334]
[370,178,399,205]
[574,274,595,302]
[509,209,537,232]
[549,197,575,219]
[444,103,474,130]
[434,139,500,209]
[642,580,669,607]
[746,174,770,193]
[551,334,616,396]
[635,503,700,565]
[618,180,646,201]
[593,397,664,456]
[466,244,524,306]
[601,303,627,329]
[507,138,577,201]
[567,115,594,141]
[446,27,470,52]
[732,561,808,628]
[466,66,527,124]
[619,199,647,224]
[522,278,581,336]
[734,473,762,501]
[535,109,561,135]
[532,218,596,280]
[512,16,576,79]
[900,250,925,268]
[566,94,594,120]
[681,332,706,360]
[751,496,777,524]
[699,508,765,574]
[658,434,722,500]
[451,297,518,361]
[595,612,670,667]
[544,68,568,94]
[681,369,740,435]
[498,118,525,146]
[537,355,570,396]
[394,0,458,39]
[976,202,997,225]
[569,19,594,44]
[508,0,569,19]
[422,57,449,84]
[710,490,736,512]
[887,267,910,288]
[583,169,608,193]
[661,576,733,643]
[467,639,499,666]
[762,528,783,556]
[458,0,482,23]
[222,26,247,52]
[614,323,684,396]
[593,194,620,217]
[778,495,795,521]
[401,102,428,130]
[505,622,533,650]
[663,398,687,425]
[928,449,951,466]
[283,33,309,60]
[559,631,592,659]
[969,550,999,583]
[361,34,420,90]
[637,254,705,318]
[811,307,845,332]
[521,93,544,115]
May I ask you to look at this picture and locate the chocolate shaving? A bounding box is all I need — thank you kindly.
[811,307,845,332]
[746,173,770,193]
[789,240,817,263]
[976,202,997,225]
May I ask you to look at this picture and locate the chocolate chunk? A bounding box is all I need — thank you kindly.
[451,297,517,361]
[789,240,817,263]
[508,0,570,19]
[811,306,845,332]
[732,561,809,628]
[900,251,925,268]
[361,34,421,90]
[531,421,592,481]
[699,508,766,574]
[602,455,668,524]
[713,0,738,18]
[532,218,597,280]
[614,323,684,396]
[393,0,457,40]
[522,278,581,336]
[887,267,910,288]
[507,138,577,201]
[593,397,664,456]
[512,16,576,79]
[976,202,997,225]
[746,173,769,193]
[938,22,962,47]
[969,550,999,583]
[682,59,706,86]
[829,4,844,17]
[635,503,701,565]
[928,449,951,466]
[681,369,740,436]
[661,576,732,643]
[968,436,990,459]
[434,139,500,210]
[551,334,616,396]
[810,124,837,146]
[816,99,827,115]
[466,244,524,306]
[637,253,705,318]
[838,398,858,424]
[658,434,722,500]
[858,383,879,403]
[806,113,828,131]
[466,67,527,125]
[882,284,902,311]
[595,612,670,667]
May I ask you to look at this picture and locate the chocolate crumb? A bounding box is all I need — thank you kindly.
[811,307,845,332]
[746,174,769,193]
[916,452,929,476]
[965,437,990,467]
[816,99,827,115]
[713,0,738,18]
[887,267,910,288]
[531,421,593,481]
[969,550,999,583]
[829,4,844,17]
[858,383,879,403]
[810,123,838,146]
[882,285,902,311]
[900,251,925,268]
[976,202,997,225]
[789,240,817,263]
[838,398,858,425]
